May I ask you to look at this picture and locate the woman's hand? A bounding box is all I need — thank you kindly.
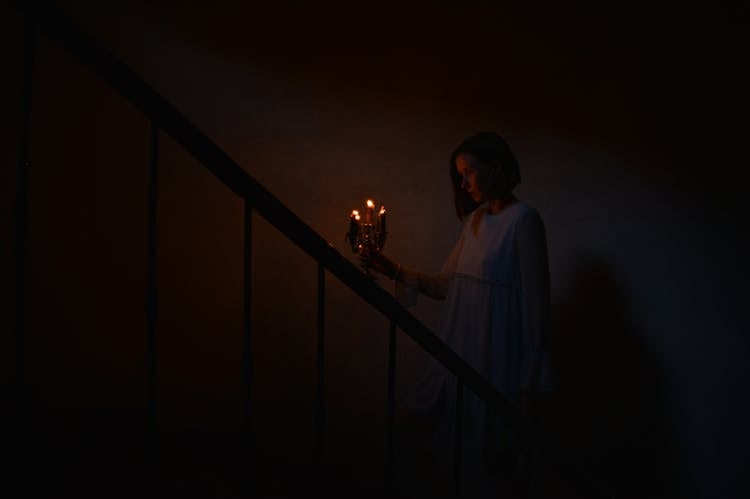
[360,246,398,279]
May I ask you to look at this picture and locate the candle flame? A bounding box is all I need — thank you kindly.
[355,215,360,221]
[379,206,386,215]
[351,210,359,217]
[366,199,375,208]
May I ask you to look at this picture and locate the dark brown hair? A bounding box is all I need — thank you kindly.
[449,132,521,221]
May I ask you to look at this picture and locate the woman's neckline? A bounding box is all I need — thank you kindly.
[485,196,519,216]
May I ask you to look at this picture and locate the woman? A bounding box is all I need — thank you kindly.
[364,131,552,497]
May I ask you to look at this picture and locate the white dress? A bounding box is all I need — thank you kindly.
[398,200,553,451]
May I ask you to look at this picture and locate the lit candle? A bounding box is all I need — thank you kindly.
[379,205,386,235]
[366,199,375,224]
[349,210,361,252]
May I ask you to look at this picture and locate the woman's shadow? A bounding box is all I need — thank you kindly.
[540,252,674,498]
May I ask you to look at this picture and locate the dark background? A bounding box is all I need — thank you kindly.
[2,1,748,497]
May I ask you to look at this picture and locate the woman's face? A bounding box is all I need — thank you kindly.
[455,153,498,203]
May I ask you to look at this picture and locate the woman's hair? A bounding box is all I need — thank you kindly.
[449,131,521,221]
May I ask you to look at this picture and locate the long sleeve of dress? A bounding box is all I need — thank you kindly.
[517,208,554,392]
[395,224,466,306]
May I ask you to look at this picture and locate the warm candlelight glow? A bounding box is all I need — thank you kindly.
[378,204,387,237]
[365,199,375,224]
[346,197,387,257]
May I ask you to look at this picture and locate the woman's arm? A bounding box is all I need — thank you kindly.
[363,251,450,300]
[363,219,466,305]
[398,267,450,300]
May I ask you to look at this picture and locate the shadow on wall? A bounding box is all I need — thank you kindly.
[546,252,674,498]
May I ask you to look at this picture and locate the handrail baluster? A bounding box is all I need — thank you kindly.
[145,122,159,431]
[315,263,326,456]
[242,200,253,433]
[386,320,397,490]
[14,11,35,409]
[454,381,463,498]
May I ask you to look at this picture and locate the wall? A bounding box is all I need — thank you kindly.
[2,1,748,498]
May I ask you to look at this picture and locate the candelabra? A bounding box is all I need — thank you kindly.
[346,199,387,255]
